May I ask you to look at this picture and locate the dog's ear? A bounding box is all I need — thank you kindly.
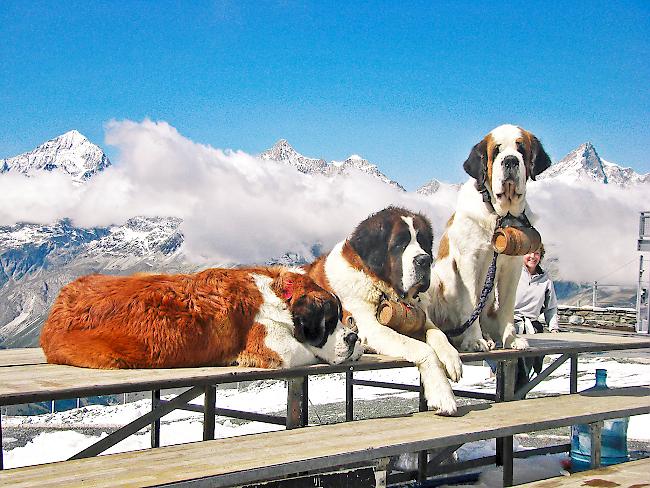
[463,139,487,181]
[293,309,327,347]
[529,135,552,180]
[349,214,391,278]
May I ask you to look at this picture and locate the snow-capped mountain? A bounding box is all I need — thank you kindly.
[539,142,650,186]
[0,217,188,348]
[261,139,404,190]
[1,130,111,182]
[260,139,329,175]
[416,178,461,196]
[331,154,405,190]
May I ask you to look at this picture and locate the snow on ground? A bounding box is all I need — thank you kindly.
[2,352,649,485]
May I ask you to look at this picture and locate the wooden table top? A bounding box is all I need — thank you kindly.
[1,331,648,406]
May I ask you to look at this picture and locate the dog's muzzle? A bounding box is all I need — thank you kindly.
[410,253,432,296]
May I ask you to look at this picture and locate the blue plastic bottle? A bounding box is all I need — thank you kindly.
[569,369,629,471]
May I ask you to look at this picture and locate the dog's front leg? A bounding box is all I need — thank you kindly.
[352,308,457,415]
[424,323,462,382]
[493,256,529,350]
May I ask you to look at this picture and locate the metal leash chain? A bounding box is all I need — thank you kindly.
[444,250,499,338]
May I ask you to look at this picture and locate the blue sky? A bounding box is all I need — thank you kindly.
[1,1,648,190]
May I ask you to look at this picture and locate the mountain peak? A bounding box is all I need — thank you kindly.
[1,130,111,182]
[260,139,329,175]
[539,142,650,186]
[56,129,88,143]
[261,140,405,190]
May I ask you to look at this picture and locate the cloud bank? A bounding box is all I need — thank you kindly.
[0,119,645,284]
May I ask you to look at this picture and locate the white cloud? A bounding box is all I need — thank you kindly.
[0,119,457,265]
[0,118,645,285]
[527,179,646,284]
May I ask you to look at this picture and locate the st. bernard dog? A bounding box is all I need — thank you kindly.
[40,266,362,369]
[425,124,552,353]
[306,207,462,415]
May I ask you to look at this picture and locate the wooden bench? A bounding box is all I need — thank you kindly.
[1,386,648,488]
[520,456,650,487]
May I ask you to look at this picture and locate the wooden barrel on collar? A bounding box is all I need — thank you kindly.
[492,226,542,256]
[376,299,426,341]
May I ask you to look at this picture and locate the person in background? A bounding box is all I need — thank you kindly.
[513,243,560,391]
[514,243,559,335]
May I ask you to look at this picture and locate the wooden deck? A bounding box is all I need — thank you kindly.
[1,386,648,488]
[1,331,649,486]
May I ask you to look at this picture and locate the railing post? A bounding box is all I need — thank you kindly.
[286,377,308,429]
[589,420,603,468]
[345,369,354,422]
[496,359,516,487]
[203,385,216,441]
[417,382,428,482]
[0,411,4,470]
[593,281,598,308]
[151,390,161,448]
[570,355,578,394]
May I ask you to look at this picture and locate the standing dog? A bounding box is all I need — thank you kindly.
[41,267,361,369]
[306,207,462,415]
[425,124,552,352]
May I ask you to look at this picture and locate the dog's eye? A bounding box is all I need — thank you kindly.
[516,141,525,154]
[493,145,500,157]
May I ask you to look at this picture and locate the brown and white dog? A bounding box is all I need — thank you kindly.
[425,124,552,353]
[40,267,362,369]
[306,207,462,415]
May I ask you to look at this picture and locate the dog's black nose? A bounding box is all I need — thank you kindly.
[344,332,358,347]
[503,155,519,171]
[413,254,432,269]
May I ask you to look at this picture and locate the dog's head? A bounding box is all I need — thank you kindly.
[274,271,362,364]
[462,124,551,217]
[348,206,433,299]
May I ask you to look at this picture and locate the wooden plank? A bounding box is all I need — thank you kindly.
[0,348,46,367]
[1,387,648,488]
[519,457,650,486]
[1,332,649,405]
[0,355,410,406]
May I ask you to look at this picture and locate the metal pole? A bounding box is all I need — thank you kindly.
[570,355,578,394]
[0,412,4,470]
[417,384,428,483]
[589,421,603,468]
[286,377,308,429]
[151,390,161,448]
[203,385,216,441]
[345,369,354,422]
[593,281,597,308]
[496,359,516,487]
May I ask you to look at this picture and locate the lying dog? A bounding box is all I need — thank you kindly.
[306,207,462,415]
[40,266,361,369]
[425,124,551,352]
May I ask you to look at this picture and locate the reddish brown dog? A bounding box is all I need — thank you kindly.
[40,266,361,369]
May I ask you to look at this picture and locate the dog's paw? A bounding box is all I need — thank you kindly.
[437,343,463,382]
[510,337,529,350]
[425,387,458,416]
[419,357,458,416]
[459,336,492,352]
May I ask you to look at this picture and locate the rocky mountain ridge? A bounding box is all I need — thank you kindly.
[260,139,405,190]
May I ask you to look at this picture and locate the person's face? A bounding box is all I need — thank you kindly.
[524,251,541,271]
